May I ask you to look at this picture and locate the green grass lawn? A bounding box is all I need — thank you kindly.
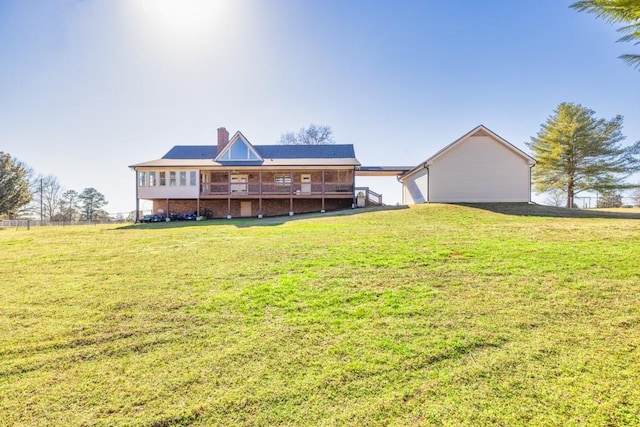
[1,204,639,426]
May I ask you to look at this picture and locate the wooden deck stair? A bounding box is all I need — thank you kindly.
[355,187,383,206]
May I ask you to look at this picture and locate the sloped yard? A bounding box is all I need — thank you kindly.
[1,204,639,426]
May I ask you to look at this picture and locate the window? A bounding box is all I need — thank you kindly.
[190,171,197,186]
[139,171,146,187]
[275,175,292,185]
[170,171,177,186]
[179,171,187,186]
[159,172,166,186]
[149,172,156,186]
[220,139,260,160]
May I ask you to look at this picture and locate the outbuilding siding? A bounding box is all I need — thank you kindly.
[429,135,531,202]
[400,126,535,204]
[402,168,428,204]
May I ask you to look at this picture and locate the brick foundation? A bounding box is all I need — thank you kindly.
[150,197,353,218]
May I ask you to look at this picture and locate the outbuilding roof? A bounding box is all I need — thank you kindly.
[399,125,536,181]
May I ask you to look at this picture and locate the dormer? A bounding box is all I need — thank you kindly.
[215,131,263,162]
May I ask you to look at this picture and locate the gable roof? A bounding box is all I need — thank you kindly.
[215,131,263,162]
[400,125,535,181]
[130,131,360,168]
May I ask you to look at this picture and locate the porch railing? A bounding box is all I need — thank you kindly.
[355,187,383,206]
[201,182,354,196]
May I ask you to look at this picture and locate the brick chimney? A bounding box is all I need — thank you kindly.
[217,127,229,155]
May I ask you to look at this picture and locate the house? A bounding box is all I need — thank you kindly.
[129,128,363,220]
[399,125,536,204]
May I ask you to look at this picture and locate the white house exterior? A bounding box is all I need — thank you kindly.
[400,125,536,204]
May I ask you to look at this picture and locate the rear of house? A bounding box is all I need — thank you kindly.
[130,128,362,220]
[401,125,536,204]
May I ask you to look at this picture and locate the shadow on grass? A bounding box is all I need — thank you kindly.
[457,203,640,219]
[116,205,408,230]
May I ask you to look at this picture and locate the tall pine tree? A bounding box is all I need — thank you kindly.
[78,187,107,221]
[528,102,640,208]
[0,152,32,218]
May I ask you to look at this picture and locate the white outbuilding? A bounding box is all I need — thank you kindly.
[399,125,536,204]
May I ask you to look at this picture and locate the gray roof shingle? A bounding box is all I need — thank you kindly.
[162,144,356,160]
[162,146,218,159]
[255,144,356,159]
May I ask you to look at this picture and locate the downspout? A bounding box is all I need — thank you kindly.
[425,164,430,203]
[529,163,535,203]
[396,174,404,205]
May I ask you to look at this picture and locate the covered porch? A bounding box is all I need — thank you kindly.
[200,169,356,197]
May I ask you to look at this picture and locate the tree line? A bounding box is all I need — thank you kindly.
[0,153,108,221]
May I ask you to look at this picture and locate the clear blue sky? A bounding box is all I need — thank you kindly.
[2,0,639,213]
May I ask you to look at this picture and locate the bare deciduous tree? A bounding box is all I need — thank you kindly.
[544,188,567,207]
[278,124,335,145]
[41,175,62,220]
[25,174,63,220]
[59,189,80,222]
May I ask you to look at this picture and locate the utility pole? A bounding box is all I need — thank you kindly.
[40,178,43,222]
[69,193,74,223]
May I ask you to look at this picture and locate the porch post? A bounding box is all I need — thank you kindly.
[166,198,169,215]
[289,170,294,215]
[321,170,325,212]
[134,168,140,222]
[258,171,263,218]
[227,171,231,219]
[352,168,356,208]
[196,170,200,216]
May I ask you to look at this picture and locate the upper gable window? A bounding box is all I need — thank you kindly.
[220,139,260,160]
